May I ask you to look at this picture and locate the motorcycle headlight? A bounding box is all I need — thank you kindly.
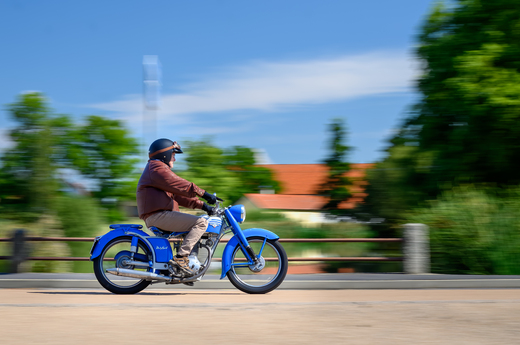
[229,204,246,223]
[240,205,246,223]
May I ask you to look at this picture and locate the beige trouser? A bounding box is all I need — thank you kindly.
[145,211,208,256]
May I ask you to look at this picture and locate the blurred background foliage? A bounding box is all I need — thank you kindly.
[361,0,520,273]
[3,0,520,274]
[407,186,520,275]
[319,118,353,212]
[176,140,280,204]
[0,92,140,272]
[0,92,140,222]
[364,0,520,231]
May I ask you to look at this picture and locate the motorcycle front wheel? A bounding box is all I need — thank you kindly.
[227,236,288,294]
[93,237,152,294]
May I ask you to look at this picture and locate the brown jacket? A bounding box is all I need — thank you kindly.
[136,160,206,220]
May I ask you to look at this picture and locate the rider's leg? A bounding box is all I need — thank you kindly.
[172,217,207,275]
[145,211,208,275]
[177,217,207,256]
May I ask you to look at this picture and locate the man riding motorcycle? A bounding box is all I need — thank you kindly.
[136,138,220,276]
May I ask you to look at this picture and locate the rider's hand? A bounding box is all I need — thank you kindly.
[202,191,223,205]
[201,202,216,216]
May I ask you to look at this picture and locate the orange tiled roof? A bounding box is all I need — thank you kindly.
[259,163,373,195]
[244,163,374,211]
[259,164,327,195]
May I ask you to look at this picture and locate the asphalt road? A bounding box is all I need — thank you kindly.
[1,288,519,344]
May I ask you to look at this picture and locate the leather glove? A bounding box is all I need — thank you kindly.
[202,191,223,205]
[202,203,216,216]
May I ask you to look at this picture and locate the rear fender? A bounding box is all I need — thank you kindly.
[90,228,152,261]
[220,228,279,279]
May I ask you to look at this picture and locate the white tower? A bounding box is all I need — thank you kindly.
[143,55,161,158]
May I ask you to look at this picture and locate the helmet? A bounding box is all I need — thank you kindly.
[148,138,183,164]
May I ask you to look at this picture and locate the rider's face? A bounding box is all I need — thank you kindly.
[169,153,176,168]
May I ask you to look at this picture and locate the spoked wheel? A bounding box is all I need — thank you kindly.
[226,236,288,294]
[93,237,152,294]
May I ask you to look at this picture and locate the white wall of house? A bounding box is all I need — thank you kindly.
[237,196,337,226]
[281,211,335,226]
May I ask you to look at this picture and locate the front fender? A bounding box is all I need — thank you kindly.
[220,228,279,279]
[90,228,151,261]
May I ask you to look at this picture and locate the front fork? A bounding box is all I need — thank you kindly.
[243,237,268,264]
[244,245,259,264]
[225,208,263,264]
[235,236,269,267]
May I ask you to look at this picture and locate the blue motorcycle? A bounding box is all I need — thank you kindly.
[90,200,288,294]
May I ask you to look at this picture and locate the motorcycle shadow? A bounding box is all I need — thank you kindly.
[28,291,243,296]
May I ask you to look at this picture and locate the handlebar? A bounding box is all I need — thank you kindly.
[214,199,224,215]
[211,196,226,216]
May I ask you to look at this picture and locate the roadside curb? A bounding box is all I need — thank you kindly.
[1,273,520,289]
[278,279,520,289]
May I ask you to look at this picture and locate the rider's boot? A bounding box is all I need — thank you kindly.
[169,255,195,276]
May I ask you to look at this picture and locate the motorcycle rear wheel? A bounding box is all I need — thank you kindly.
[227,236,288,294]
[93,237,152,294]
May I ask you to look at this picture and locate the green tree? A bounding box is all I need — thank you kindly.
[320,118,352,211]
[362,125,430,226]
[0,93,61,216]
[176,140,281,204]
[65,115,139,200]
[0,92,139,221]
[367,0,520,221]
[223,146,281,197]
[413,0,520,190]
[176,139,242,204]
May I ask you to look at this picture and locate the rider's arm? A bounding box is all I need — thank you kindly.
[174,194,204,210]
[149,161,205,198]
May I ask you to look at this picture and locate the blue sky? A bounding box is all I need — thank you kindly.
[0,0,434,164]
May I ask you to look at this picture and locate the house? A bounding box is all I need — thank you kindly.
[237,163,373,225]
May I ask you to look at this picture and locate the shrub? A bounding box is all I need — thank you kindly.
[407,186,520,275]
[56,196,101,272]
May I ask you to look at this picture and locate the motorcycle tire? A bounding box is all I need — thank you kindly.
[93,237,151,294]
[226,236,288,294]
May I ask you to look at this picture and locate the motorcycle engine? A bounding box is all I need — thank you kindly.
[188,254,201,272]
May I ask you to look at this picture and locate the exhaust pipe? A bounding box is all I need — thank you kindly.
[106,268,171,282]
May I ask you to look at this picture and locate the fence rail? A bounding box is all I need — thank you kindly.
[0,237,403,243]
[0,236,403,263]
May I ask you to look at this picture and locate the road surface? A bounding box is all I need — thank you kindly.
[0,288,519,344]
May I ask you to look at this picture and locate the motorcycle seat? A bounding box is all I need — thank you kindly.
[149,226,188,238]
[110,224,143,230]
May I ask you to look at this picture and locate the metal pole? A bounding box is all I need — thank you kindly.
[10,229,28,273]
[403,223,430,274]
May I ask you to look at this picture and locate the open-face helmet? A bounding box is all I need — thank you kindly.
[148,138,183,164]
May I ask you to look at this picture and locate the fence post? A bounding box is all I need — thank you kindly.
[10,229,29,273]
[403,223,430,274]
